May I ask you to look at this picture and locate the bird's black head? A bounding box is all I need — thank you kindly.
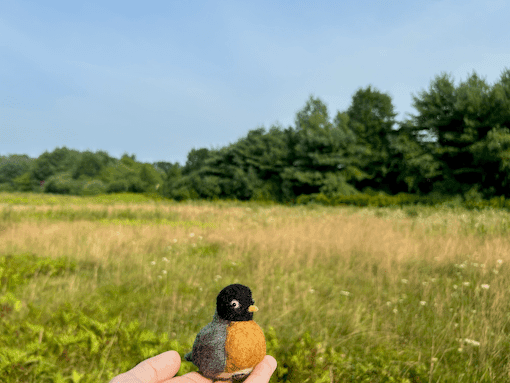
[216,284,258,321]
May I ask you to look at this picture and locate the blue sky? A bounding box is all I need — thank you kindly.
[1,0,509,166]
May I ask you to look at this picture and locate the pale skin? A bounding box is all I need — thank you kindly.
[109,351,277,383]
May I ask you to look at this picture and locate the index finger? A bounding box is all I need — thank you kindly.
[110,350,182,383]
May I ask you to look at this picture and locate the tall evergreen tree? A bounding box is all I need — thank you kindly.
[407,68,510,197]
[280,96,359,199]
[345,85,398,193]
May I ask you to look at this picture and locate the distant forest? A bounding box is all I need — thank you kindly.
[2,69,510,203]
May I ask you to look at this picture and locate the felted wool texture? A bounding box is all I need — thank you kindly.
[224,320,266,372]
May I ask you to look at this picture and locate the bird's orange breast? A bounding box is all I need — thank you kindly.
[224,320,266,373]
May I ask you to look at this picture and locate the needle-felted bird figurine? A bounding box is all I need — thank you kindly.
[184,284,266,381]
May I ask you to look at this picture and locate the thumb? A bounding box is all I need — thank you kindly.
[244,356,277,383]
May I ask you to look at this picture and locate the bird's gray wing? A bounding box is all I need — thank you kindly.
[190,320,228,378]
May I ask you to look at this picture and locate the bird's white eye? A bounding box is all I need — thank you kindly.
[230,299,240,308]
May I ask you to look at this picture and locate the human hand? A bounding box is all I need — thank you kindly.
[109,350,277,383]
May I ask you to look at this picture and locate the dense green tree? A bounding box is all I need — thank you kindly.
[31,147,80,182]
[221,125,291,201]
[179,127,290,201]
[13,171,38,192]
[72,151,104,179]
[153,161,176,177]
[99,156,145,193]
[345,85,399,193]
[183,148,213,175]
[386,120,442,194]
[470,126,510,198]
[279,96,359,200]
[139,163,163,191]
[160,163,185,199]
[0,154,32,187]
[193,146,250,200]
[406,68,510,197]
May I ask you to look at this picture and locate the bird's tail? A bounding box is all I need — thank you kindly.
[184,351,192,362]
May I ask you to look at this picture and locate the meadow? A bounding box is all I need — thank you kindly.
[1,192,510,382]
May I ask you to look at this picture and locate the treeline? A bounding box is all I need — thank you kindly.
[2,68,510,204]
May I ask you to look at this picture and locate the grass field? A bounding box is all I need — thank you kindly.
[1,192,510,382]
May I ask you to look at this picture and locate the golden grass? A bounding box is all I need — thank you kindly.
[2,195,510,380]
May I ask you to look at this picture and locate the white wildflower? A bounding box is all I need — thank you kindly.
[453,284,458,290]
[151,261,156,266]
[422,281,428,286]
[463,282,470,286]
[464,338,480,347]
[309,289,315,293]
[481,284,490,290]
[401,279,408,284]
[340,290,351,296]
[497,259,503,265]
[162,257,169,262]
[420,301,427,306]
[162,270,167,274]
[173,238,177,243]
[393,308,398,314]
[493,268,499,274]
[189,233,195,237]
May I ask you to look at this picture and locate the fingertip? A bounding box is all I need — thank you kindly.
[246,355,277,383]
[143,350,182,380]
[170,350,182,364]
[262,355,277,372]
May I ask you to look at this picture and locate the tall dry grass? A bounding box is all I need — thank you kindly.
[2,196,510,381]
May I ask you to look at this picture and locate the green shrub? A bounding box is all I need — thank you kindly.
[43,173,81,195]
[311,193,331,206]
[81,180,107,196]
[107,180,129,193]
[296,194,311,205]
